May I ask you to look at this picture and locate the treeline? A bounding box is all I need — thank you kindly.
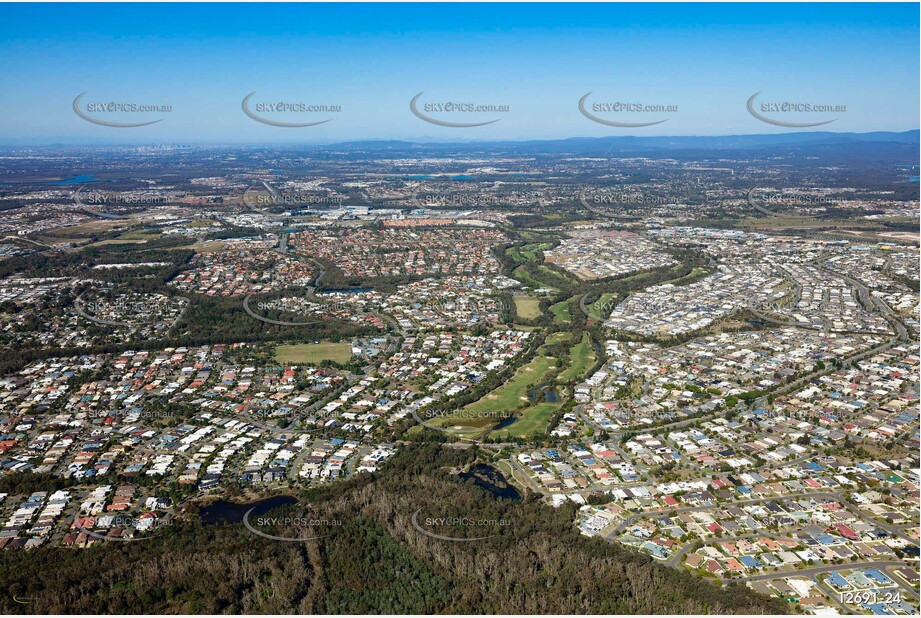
[0,472,81,495]
[0,444,790,614]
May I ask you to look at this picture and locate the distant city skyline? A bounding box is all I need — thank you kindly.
[0,3,918,143]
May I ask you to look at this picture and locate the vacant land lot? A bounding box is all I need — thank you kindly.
[514,295,542,319]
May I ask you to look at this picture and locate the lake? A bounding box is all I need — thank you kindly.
[199,495,297,524]
[50,174,99,185]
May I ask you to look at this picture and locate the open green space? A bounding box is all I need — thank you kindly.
[545,331,573,345]
[506,242,552,264]
[662,266,709,286]
[423,352,559,439]
[488,401,559,439]
[274,342,352,364]
[520,242,552,261]
[550,298,572,323]
[557,332,596,383]
[464,353,557,415]
[588,293,616,320]
[513,295,542,319]
[512,265,556,291]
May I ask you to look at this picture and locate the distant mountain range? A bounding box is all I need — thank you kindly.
[3,131,918,160]
[322,130,918,153]
[311,130,920,163]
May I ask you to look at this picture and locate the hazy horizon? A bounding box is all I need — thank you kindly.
[1,3,918,143]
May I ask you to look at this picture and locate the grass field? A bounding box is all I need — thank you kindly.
[512,265,555,291]
[536,264,567,284]
[187,240,226,253]
[274,342,352,364]
[545,331,573,345]
[464,353,557,415]
[558,332,596,383]
[40,219,129,239]
[520,242,552,261]
[506,246,524,262]
[424,353,558,440]
[488,401,558,439]
[662,267,709,286]
[550,298,572,323]
[88,238,150,246]
[506,242,552,264]
[514,295,542,319]
[588,293,616,320]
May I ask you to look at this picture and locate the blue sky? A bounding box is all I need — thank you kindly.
[0,3,917,143]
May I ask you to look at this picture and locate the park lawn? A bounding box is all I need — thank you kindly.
[536,264,569,285]
[513,265,554,291]
[418,348,562,441]
[118,229,160,240]
[506,246,524,262]
[550,298,572,323]
[662,266,709,286]
[514,295,542,319]
[274,342,352,364]
[507,242,551,264]
[589,293,616,320]
[187,240,227,253]
[521,242,552,261]
[88,238,150,246]
[558,332,596,383]
[463,353,557,416]
[488,401,559,439]
[545,331,573,345]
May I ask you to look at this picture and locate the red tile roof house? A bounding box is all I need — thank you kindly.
[832,524,860,541]
[723,558,744,572]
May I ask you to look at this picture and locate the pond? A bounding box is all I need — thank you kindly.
[198,495,297,524]
[459,464,521,500]
[527,381,559,403]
